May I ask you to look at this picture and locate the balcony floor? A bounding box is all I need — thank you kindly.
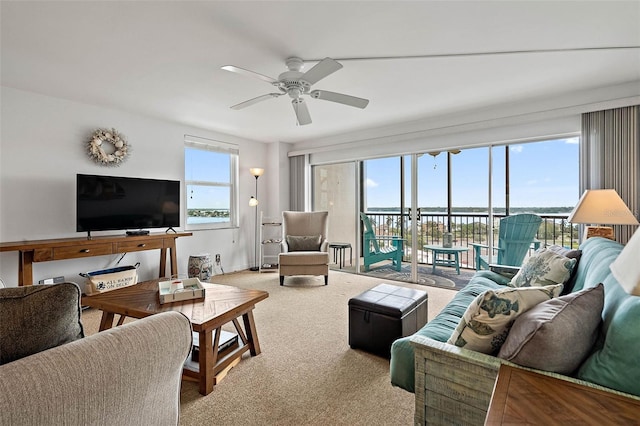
[331,259,475,291]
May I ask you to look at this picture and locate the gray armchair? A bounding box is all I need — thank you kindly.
[0,283,192,425]
[279,211,330,286]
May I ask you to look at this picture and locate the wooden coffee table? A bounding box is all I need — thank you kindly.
[82,279,269,395]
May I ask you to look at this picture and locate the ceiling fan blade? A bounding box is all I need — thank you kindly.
[221,65,279,85]
[310,90,369,109]
[292,99,312,126]
[299,57,343,86]
[230,93,282,110]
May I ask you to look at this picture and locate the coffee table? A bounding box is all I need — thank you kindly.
[82,279,269,395]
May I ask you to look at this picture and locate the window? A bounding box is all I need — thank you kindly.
[184,135,239,230]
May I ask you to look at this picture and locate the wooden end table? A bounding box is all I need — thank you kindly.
[485,364,640,425]
[82,279,268,395]
[422,245,469,274]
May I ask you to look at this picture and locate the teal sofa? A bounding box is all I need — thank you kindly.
[390,237,640,424]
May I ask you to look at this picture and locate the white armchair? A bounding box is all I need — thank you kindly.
[278,211,330,286]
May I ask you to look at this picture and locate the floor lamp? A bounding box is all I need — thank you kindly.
[249,167,264,271]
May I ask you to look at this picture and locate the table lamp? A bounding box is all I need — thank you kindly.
[567,189,639,240]
[610,226,640,296]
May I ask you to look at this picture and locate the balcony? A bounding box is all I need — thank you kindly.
[361,212,578,272]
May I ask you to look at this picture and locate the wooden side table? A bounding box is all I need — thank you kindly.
[485,364,640,425]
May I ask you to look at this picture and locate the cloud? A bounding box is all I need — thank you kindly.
[366,178,378,188]
[526,179,538,185]
[510,145,524,153]
[564,137,580,144]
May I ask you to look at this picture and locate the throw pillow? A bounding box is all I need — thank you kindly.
[509,248,576,288]
[286,235,322,252]
[546,245,582,295]
[0,282,85,365]
[447,283,563,354]
[497,283,603,374]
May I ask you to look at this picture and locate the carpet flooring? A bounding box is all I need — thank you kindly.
[81,270,459,426]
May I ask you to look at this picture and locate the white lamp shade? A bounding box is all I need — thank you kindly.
[568,189,639,225]
[610,226,640,296]
[249,167,264,177]
[249,196,259,207]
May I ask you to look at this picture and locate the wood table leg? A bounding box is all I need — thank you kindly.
[242,309,261,356]
[159,247,168,278]
[18,250,34,286]
[198,328,221,396]
[98,312,116,331]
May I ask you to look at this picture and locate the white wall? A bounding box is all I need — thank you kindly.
[0,87,273,286]
[291,81,640,164]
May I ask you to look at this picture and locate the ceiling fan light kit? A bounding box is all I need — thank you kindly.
[222,57,369,125]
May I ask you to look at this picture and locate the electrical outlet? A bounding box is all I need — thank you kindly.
[215,254,221,263]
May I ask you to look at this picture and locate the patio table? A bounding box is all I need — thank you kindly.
[422,244,469,275]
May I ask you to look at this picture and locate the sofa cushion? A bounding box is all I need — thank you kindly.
[286,235,322,251]
[509,247,576,288]
[447,283,563,354]
[577,271,640,396]
[497,283,603,374]
[0,283,84,365]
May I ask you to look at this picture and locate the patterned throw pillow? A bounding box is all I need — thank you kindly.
[509,248,576,288]
[446,283,563,354]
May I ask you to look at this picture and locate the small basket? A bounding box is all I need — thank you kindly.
[81,263,139,295]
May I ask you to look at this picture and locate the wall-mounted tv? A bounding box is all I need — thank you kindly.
[76,174,180,235]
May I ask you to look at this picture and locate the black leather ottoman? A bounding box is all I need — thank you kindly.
[348,283,428,358]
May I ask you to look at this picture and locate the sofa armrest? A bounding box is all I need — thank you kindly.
[410,335,640,425]
[0,311,192,426]
[411,335,503,425]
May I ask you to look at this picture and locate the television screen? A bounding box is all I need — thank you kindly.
[76,174,180,232]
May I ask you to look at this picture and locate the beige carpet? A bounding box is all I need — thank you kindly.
[81,270,457,426]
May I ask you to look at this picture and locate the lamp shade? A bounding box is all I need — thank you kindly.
[610,226,640,296]
[250,167,264,177]
[567,189,639,225]
[249,196,259,207]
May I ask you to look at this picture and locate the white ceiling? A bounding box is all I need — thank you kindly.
[2,1,639,144]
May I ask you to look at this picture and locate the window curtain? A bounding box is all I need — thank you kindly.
[580,105,640,244]
[289,155,306,211]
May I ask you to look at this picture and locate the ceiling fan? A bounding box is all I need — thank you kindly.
[221,57,369,126]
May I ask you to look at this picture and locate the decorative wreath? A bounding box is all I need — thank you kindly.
[87,128,129,166]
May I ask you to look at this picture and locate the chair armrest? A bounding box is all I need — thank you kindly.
[489,264,520,280]
[469,243,489,249]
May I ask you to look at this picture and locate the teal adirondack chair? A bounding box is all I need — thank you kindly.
[360,212,404,272]
[470,213,542,271]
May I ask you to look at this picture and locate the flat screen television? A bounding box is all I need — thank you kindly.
[76,174,180,235]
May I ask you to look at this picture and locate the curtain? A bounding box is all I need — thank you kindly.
[289,155,306,211]
[581,105,640,243]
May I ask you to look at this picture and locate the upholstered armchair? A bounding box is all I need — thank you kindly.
[278,211,330,286]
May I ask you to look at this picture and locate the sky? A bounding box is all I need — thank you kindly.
[364,137,580,210]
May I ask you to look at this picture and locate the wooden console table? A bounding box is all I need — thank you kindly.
[0,232,192,286]
[485,364,640,425]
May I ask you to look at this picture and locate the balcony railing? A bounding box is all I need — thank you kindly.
[365,212,578,271]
